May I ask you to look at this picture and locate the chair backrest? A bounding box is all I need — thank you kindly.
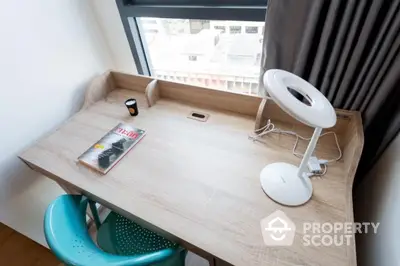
[44,195,174,266]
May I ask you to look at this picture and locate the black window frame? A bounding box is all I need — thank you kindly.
[116,0,268,75]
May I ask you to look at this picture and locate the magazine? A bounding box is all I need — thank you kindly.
[78,123,146,174]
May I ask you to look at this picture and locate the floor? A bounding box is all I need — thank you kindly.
[0,223,59,266]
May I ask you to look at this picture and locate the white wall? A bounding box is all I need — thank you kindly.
[355,134,400,266]
[0,0,114,246]
[90,0,138,73]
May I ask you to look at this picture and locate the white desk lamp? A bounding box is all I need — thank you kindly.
[260,69,337,206]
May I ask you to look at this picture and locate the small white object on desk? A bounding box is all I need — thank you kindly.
[260,69,337,206]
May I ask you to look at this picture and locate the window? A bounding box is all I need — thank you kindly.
[116,0,268,95]
[245,26,258,34]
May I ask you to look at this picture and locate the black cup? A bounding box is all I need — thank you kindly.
[125,98,139,116]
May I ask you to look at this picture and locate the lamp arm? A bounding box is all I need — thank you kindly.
[297,127,322,178]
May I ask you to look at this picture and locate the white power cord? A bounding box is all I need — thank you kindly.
[249,119,342,177]
[292,131,342,163]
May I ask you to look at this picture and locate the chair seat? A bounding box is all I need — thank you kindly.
[97,212,185,266]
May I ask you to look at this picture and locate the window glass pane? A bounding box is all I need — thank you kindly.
[138,18,264,95]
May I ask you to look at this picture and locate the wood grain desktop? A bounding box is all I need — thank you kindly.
[19,71,363,266]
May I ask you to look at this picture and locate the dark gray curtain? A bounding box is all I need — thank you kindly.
[261,0,400,187]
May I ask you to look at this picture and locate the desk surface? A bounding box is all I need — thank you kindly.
[20,72,362,266]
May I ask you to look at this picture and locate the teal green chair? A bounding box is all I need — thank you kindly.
[44,194,186,266]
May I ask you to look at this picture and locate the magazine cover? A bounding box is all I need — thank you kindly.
[78,123,146,174]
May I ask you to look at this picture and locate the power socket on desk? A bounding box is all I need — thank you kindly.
[307,156,322,174]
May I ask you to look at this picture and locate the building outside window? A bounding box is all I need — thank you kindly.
[245,26,258,34]
[188,55,198,61]
[214,26,226,33]
[229,25,242,34]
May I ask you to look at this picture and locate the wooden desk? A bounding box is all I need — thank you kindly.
[19,71,363,266]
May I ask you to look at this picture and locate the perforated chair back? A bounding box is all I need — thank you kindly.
[44,195,177,266]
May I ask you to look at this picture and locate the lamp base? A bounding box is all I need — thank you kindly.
[260,162,313,206]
